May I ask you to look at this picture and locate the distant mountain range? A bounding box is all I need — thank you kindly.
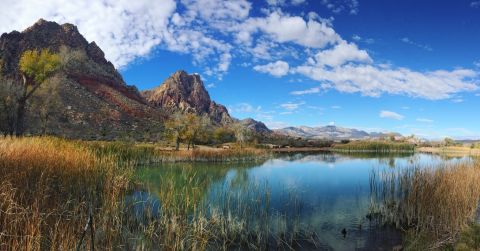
[274,125,400,140]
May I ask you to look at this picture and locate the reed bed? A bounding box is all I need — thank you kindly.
[0,136,132,250]
[369,160,480,249]
[88,141,271,164]
[333,141,415,153]
[0,136,314,250]
[125,168,317,250]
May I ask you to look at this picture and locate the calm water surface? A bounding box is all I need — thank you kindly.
[132,153,470,250]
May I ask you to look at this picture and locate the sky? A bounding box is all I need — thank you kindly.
[1,0,480,139]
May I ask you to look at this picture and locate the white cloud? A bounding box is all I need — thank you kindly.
[416,118,433,123]
[240,11,341,49]
[312,41,372,67]
[294,64,478,100]
[253,60,290,77]
[380,110,404,120]
[0,0,176,68]
[290,87,321,95]
[471,1,480,8]
[331,105,341,109]
[474,60,480,68]
[451,98,464,103]
[280,101,305,111]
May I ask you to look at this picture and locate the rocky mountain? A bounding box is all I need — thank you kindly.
[0,19,164,139]
[0,19,271,139]
[142,70,233,125]
[239,118,271,134]
[274,125,398,140]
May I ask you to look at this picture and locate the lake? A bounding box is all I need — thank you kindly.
[131,152,471,250]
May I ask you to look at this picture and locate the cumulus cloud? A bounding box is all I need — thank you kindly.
[254,60,290,77]
[380,110,404,120]
[311,41,372,67]
[294,64,478,99]
[0,0,176,68]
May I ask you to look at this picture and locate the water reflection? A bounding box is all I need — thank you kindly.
[131,152,470,250]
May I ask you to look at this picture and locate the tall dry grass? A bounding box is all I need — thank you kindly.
[0,136,131,250]
[334,141,415,153]
[0,137,313,250]
[88,141,271,164]
[369,160,480,249]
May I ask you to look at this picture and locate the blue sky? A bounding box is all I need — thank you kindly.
[1,0,480,139]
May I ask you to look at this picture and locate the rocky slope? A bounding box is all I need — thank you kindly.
[142,71,233,125]
[0,19,165,139]
[274,125,398,140]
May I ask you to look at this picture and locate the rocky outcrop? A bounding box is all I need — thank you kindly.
[142,70,233,125]
[0,19,162,140]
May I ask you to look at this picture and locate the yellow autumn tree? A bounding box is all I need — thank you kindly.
[16,49,61,135]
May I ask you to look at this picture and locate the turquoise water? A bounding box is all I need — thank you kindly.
[133,152,470,250]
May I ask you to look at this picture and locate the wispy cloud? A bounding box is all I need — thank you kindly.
[280,101,305,111]
[416,118,434,123]
[471,1,480,8]
[320,0,360,15]
[379,110,404,120]
[401,37,433,51]
[331,105,341,109]
[451,98,464,103]
[290,87,321,95]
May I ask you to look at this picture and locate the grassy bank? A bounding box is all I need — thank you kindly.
[87,141,271,164]
[369,160,480,249]
[333,141,415,153]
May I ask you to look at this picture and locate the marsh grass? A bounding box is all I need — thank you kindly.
[0,136,132,250]
[369,160,480,249]
[87,141,271,164]
[334,141,415,153]
[0,136,315,250]
[124,164,318,250]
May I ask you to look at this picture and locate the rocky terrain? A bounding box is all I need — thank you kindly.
[0,19,270,140]
[142,70,233,125]
[274,125,399,140]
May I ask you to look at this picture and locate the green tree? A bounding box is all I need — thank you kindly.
[444,137,455,147]
[213,127,235,144]
[184,114,211,150]
[164,112,187,150]
[16,49,61,135]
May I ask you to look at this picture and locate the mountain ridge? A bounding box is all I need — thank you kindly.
[274,125,400,140]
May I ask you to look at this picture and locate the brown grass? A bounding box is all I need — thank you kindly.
[0,137,314,250]
[370,160,480,249]
[0,136,131,250]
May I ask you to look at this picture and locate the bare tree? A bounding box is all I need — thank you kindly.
[30,74,63,135]
[0,77,20,136]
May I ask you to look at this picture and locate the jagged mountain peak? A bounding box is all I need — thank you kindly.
[142,70,233,125]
